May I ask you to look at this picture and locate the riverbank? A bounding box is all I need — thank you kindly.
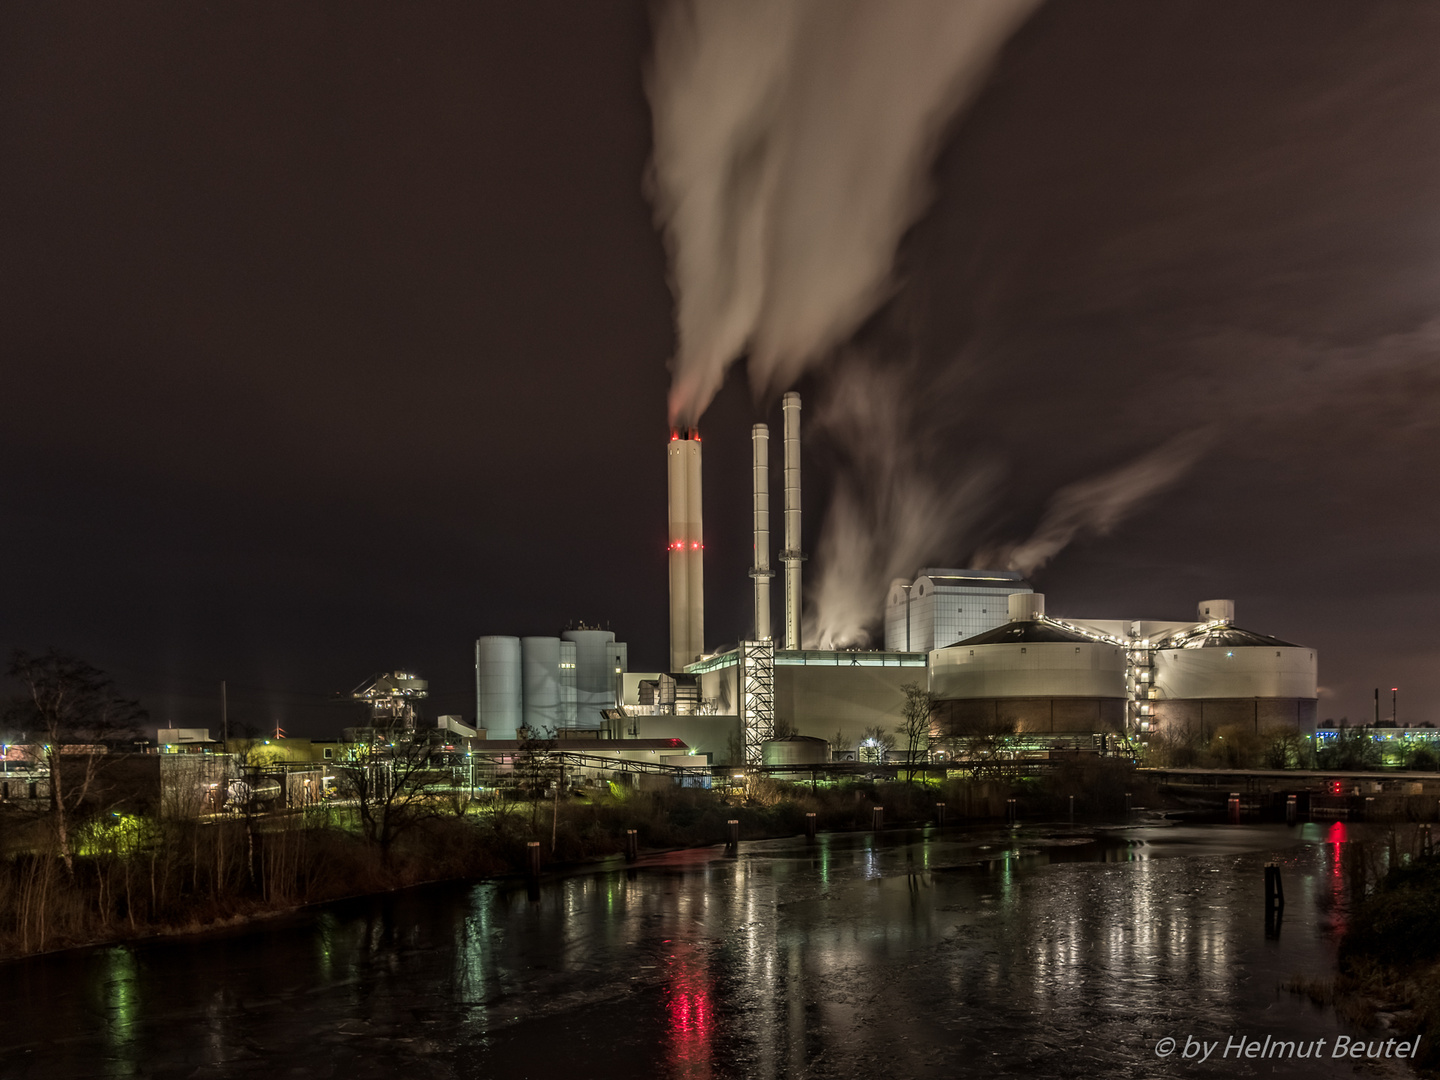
[1335,850,1440,1075]
[0,759,1166,962]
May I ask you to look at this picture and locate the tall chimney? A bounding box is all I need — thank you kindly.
[780,392,804,650]
[750,423,773,640]
[668,428,704,671]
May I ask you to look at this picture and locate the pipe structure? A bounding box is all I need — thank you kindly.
[750,423,773,640]
[668,428,704,671]
[780,393,805,649]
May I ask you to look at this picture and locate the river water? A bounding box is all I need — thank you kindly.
[0,820,1410,1079]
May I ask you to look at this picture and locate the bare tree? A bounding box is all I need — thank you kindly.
[858,725,895,765]
[935,705,1018,780]
[6,650,145,875]
[512,726,558,834]
[895,683,935,783]
[336,728,443,862]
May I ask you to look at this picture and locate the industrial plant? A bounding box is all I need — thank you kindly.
[472,390,1321,770]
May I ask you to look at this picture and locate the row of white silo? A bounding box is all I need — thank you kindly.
[475,629,627,740]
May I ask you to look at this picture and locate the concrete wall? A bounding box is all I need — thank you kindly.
[933,697,1126,735]
[776,665,915,746]
[930,641,1128,700]
[1152,697,1318,735]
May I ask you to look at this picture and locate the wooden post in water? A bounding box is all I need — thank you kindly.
[1228,793,1241,824]
[625,829,638,862]
[527,840,542,878]
[1124,792,1132,815]
[1006,798,1018,827]
[872,806,884,832]
[1264,863,1285,912]
[1364,796,1375,821]
[935,802,946,828]
[1286,794,1297,825]
[805,812,817,839]
[1264,861,1285,939]
[726,819,740,850]
[1069,794,1075,824]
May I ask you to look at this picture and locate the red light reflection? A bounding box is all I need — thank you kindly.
[1328,820,1348,934]
[664,942,714,1079]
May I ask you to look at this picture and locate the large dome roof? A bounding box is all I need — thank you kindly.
[950,620,1098,647]
[1173,625,1300,649]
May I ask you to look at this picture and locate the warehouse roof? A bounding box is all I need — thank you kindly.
[915,568,1030,589]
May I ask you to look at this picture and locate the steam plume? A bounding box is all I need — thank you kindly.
[646,0,1040,425]
[1003,431,1213,576]
[803,359,999,649]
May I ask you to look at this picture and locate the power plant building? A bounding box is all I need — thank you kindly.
[885,570,1033,652]
[471,391,1319,769]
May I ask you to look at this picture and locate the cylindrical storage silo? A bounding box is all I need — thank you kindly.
[476,636,522,741]
[521,636,563,734]
[1008,592,1045,621]
[929,620,1128,734]
[562,628,618,727]
[1151,625,1318,732]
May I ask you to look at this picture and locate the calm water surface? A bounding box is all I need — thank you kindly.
[0,821,1406,1079]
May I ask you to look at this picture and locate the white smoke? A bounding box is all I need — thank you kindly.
[1002,430,1213,576]
[646,0,1041,424]
[803,360,1000,648]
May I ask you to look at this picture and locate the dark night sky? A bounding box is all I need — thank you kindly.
[3,1,1439,736]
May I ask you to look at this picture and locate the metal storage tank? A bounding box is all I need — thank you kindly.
[1152,628,1316,700]
[762,735,829,767]
[562,628,627,726]
[521,637,563,733]
[1150,615,1318,732]
[475,636,522,741]
[928,594,1127,734]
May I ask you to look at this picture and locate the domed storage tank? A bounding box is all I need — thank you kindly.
[928,594,1127,734]
[476,636,522,741]
[762,735,829,766]
[1151,620,1318,731]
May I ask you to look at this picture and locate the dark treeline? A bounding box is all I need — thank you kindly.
[0,758,1146,961]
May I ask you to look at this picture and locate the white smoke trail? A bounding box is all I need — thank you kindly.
[803,360,1000,648]
[646,0,1041,425]
[1002,430,1213,576]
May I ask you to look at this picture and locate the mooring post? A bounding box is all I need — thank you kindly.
[872,806,884,832]
[1228,792,1241,824]
[805,812,817,839]
[1365,796,1375,821]
[1068,794,1075,824]
[527,840,542,879]
[1006,797,1018,827]
[1286,794,1297,825]
[1125,792,1132,815]
[935,802,946,828]
[1264,862,1285,912]
[726,819,740,849]
[625,829,638,862]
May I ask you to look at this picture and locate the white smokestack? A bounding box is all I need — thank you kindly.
[750,422,773,640]
[780,392,804,649]
[667,429,704,671]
